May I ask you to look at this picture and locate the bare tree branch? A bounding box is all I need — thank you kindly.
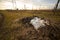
[53,0,60,15]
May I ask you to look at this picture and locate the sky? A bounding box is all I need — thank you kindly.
[0,0,60,10]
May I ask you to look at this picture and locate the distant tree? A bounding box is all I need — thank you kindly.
[53,0,60,15]
[12,0,17,10]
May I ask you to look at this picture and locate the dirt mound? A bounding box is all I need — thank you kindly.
[10,17,60,40]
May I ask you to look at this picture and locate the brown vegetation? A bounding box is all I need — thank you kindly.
[0,10,60,40]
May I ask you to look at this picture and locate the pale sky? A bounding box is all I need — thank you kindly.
[0,0,60,10]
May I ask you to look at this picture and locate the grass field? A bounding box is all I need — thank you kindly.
[0,10,60,40]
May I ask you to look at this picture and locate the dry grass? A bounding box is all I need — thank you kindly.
[0,10,60,40]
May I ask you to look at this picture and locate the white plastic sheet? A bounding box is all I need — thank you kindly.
[30,17,49,30]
